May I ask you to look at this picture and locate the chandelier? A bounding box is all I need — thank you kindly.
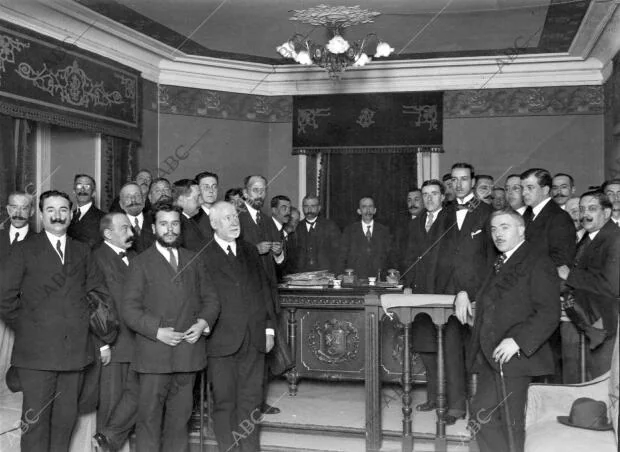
[276,4,394,80]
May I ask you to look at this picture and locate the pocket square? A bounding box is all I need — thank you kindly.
[471,229,482,238]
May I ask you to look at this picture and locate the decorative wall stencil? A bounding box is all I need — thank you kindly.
[157,84,291,123]
[0,34,29,85]
[293,92,443,152]
[307,318,360,364]
[444,86,604,118]
[0,20,141,140]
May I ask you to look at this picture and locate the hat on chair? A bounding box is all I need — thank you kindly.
[557,397,613,431]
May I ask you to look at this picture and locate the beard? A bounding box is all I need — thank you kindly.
[155,232,183,249]
[247,197,264,210]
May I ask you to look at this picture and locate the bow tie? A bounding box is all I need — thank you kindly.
[119,252,127,259]
[456,203,470,211]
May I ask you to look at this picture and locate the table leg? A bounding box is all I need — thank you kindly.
[401,322,414,452]
[286,307,299,396]
[435,323,447,452]
[365,303,382,452]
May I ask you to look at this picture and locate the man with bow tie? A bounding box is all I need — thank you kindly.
[291,195,341,274]
[122,202,220,451]
[1,190,107,452]
[92,212,137,451]
[67,174,106,249]
[467,209,559,452]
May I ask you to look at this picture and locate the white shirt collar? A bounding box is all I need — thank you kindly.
[182,211,191,219]
[272,217,283,231]
[361,220,374,234]
[78,202,92,218]
[516,205,527,215]
[532,196,552,218]
[576,228,586,242]
[45,230,67,262]
[457,193,475,205]
[104,240,127,255]
[588,230,599,240]
[503,240,525,262]
[126,212,144,228]
[155,240,178,262]
[244,202,261,223]
[428,207,442,217]
[201,205,210,215]
[214,233,236,255]
[9,224,28,242]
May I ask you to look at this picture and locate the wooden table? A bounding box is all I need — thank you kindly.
[364,292,461,452]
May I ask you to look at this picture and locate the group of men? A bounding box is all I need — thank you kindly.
[1,162,618,452]
[0,170,289,452]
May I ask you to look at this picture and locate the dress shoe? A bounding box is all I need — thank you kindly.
[260,403,281,415]
[92,433,111,452]
[444,414,465,426]
[416,400,437,412]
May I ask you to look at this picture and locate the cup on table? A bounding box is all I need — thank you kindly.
[368,277,377,286]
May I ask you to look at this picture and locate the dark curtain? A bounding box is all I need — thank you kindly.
[0,115,36,228]
[320,152,418,232]
[101,135,139,211]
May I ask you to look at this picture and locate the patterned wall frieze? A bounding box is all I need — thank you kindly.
[158,84,292,123]
[444,86,604,118]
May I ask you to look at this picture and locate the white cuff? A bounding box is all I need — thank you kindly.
[266,328,275,336]
[100,345,110,352]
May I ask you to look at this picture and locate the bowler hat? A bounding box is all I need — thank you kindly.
[557,397,613,431]
[6,366,21,392]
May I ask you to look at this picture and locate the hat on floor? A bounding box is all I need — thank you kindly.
[6,366,21,392]
[557,397,613,431]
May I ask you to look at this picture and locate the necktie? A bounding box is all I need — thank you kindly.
[456,203,469,211]
[133,217,141,236]
[119,251,128,265]
[56,240,64,263]
[255,211,263,227]
[574,233,591,266]
[168,248,178,272]
[11,232,19,245]
[307,221,315,233]
[523,206,534,225]
[365,225,372,242]
[280,228,286,241]
[425,212,434,233]
[227,245,235,257]
[74,209,82,222]
[493,253,506,274]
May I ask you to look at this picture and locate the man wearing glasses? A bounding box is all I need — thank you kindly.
[194,171,219,243]
[68,174,106,249]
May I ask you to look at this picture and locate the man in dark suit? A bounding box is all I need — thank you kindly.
[521,168,576,381]
[442,163,495,424]
[119,182,154,254]
[292,195,341,274]
[238,175,284,414]
[147,178,172,206]
[122,202,220,452]
[92,212,138,451]
[561,190,620,379]
[0,191,34,263]
[466,209,560,452]
[193,171,219,243]
[551,173,576,210]
[1,190,106,452]
[109,169,152,213]
[173,179,206,252]
[338,196,394,279]
[270,195,292,278]
[68,174,106,249]
[203,201,276,452]
[504,174,526,215]
[394,188,423,269]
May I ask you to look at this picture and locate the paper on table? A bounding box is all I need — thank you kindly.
[380,293,455,319]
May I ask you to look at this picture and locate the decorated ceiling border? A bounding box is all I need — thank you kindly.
[0,19,141,140]
[443,86,604,118]
[158,84,292,123]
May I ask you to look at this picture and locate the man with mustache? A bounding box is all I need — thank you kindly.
[551,173,576,210]
[0,191,34,264]
[474,175,494,205]
[147,178,172,206]
[559,190,620,380]
[68,174,106,249]
[122,202,220,452]
[520,168,576,382]
[109,169,152,214]
[202,201,276,452]
[119,183,154,254]
[337,196,394,279]
[270,195,292,278]
[172,179,205,252]
[468,209,559,452]
[1,190,107,452]
[92,213,137,451]
[504,174,526,214]
[238,175,285,414]
[395,188,423,270]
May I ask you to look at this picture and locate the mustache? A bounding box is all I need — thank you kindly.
[124,236,134,244]
[127,202,143,208]
[77,191,90,196]
[50,218,67,224]
[11,216,27,221]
